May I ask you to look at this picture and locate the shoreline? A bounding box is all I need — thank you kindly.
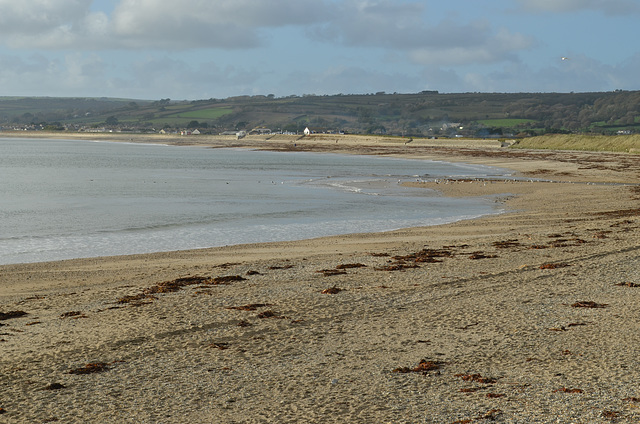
[2,133,640,422]
[4,130,638,182]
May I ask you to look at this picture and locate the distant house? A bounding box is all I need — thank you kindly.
[250,128,272,135]
[441,122,462,131]
[192,129,200,135]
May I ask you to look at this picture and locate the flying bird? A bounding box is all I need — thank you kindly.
[561,57,570,61]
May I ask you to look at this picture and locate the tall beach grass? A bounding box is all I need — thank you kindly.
[512,134,640,153]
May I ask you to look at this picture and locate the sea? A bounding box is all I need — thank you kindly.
[0,138,512,265]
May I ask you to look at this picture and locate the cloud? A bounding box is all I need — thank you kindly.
[0,0,535,66]
[110,0,260,49]
[121,56,264,99]
[449,53,640,93]
[515,0,640,15]
[0,50,266,99]
[0,0,90,32]
[0,0,334,50]
[309,0,425,47]
[0,0,91,48]
[615,53,640,88]
[407,25,534,66]
[309,1,534,66]
[0,52,107,97]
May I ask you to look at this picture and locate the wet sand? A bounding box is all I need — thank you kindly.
[1,133,640,423]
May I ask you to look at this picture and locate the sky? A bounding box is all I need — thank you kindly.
[0,0,638,100]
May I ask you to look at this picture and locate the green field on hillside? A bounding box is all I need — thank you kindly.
[171,108,234,120]
[478,118,537,127]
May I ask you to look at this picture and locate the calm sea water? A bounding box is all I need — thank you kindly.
[0,138,511,265]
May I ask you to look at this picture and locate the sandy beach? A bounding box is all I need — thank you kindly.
[1,133,640,423]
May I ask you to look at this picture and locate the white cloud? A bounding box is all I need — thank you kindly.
[615,53,640,89]
[309,0,425,45]
[0,0,90,32]
[0,50,266,99]
[0,0,94,48]
[515,0,640,15]
[407,26,533,66]
[0,0,535,66]
[64,53,106,83]
[310,1,534,66]
[449,53,640,93]
[419,66,462,91]
[0,52,108,97]
[0,0,334,50]
[122,56,264,99]
[110,0,258,49]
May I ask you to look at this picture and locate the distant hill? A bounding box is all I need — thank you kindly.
[1,91,638,137]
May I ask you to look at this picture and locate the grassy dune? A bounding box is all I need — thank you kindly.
[513,134,640,153]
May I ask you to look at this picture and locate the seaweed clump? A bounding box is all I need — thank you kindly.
[392,359,444,375]
[0,311,27,320]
